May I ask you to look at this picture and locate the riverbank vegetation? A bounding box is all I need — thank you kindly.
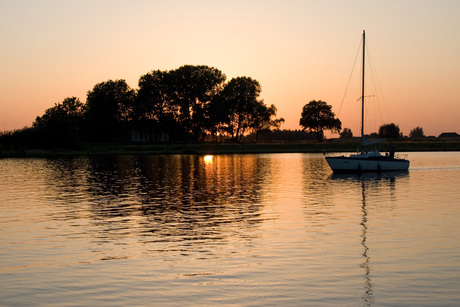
[1,63,458,157]
[2,138,460,158]
[2,65,284,149]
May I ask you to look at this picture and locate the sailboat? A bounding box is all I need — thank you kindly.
[325,31,410,173]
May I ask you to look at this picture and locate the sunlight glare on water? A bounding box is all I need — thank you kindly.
[1,152,460,306]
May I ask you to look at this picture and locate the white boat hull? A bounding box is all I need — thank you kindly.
[326,156,410,173]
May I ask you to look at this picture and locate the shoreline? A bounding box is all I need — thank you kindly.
[2,140,460,158]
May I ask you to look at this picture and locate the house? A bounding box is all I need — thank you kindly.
[438,132,460,139]
[115,130,170,143]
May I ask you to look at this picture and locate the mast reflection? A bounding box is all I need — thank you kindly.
[360,179,374,306]
[330,171,408,306]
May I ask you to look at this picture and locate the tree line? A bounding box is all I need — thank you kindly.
[0,65,427,150]
[1,65,285,148]
[298,100,426,141]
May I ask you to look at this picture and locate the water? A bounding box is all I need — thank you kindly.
[1,152,459,306]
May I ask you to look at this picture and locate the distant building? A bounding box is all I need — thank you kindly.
[438,132,460,139]
[115,130,170,143]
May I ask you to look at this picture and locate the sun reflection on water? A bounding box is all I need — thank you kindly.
[203,155,213,163]
[1,153,460,306]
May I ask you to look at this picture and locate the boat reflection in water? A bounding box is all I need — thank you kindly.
[3,154,460,306]
[330,171,409,306]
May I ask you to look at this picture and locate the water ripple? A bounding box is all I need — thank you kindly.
[1,153,460,306]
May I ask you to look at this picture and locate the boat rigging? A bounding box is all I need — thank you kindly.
[325,31,410,173]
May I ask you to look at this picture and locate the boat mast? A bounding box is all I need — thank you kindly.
[361,30,365,151]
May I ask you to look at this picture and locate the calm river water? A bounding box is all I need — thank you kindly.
[1,152,460,306]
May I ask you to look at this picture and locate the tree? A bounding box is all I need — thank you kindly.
[216,76,262,142]
[135,70,184,140]
[409,126,425,139]
[33,97,86,147]
[378,123,401,139]
[340,128,353,139]
[299,100,341,142]
[168,65,226,140]
[250,103,284,142]
[34,97,86,128]
[85,79,136,141]
[136,69,175,122]
[206,93,231,141]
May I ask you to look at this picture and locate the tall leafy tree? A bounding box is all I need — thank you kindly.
[250,102,284,142]
[299,100,341,142]
[136,70,175,122]
[33,97,86,147]
[218,76,262,142]
[85,79,136,141]
[34,97,86,129]
[206,93,230,141]
[136,70,183,139]
[409,126,425,139]
[168,65,226,140]
[379,123,401,139]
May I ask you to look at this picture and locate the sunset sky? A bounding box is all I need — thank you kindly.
[1,0,459,137]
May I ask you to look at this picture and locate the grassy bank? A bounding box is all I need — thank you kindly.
[2,139,460,158]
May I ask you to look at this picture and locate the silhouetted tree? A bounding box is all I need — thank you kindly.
[206,93,230,141]
[368,132,379,138]
[250,103,284,142]
[378,123,401,139]
[299,100,341,142]
[135,70,183,140]
[136,70,176,122]
[33,97,86,147]
[34,97,86,128]
[168,65,226,140]
[85,79,136,141]
[216,77,262,142]
[4,65,290,147]
[409,126,425,139]
[340,128,353,139]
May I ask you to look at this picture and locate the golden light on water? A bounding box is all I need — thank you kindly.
[203,155,214,163]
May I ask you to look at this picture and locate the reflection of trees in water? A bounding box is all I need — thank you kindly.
[39,158,99,220]
[82,155,271,248]
[37,155,272,260]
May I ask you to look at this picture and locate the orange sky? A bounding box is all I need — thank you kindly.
[1,0,459,137]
